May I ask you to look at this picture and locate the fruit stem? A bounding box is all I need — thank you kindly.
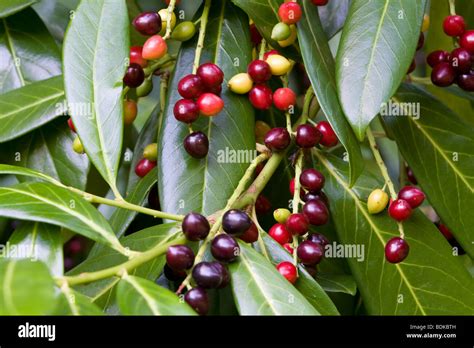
[192,0,212,74]
[163,0,177,40]
[57,235,187,286]
[448,0,456,15]
[66,186,184,221]
[251,206,271,261]
[291,151,303,267]
[176,153,270,294]
[366,128,405,239]
[409,76,432,85]
[258,38,267,60]
[143,54,176,75]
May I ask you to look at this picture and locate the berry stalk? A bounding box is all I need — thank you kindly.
[162,0,177,40]
[192,0,212,74]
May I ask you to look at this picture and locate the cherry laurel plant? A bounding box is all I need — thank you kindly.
[0,0,473,316]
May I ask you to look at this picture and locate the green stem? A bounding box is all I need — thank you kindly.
[291,151,303,266]
[143,55,175,75]
[57,236,186,286]
[163,0,177,40]
[258,38,267,60]
[192,0,212,74]
[448,0,456,15]
[410,76,432,85]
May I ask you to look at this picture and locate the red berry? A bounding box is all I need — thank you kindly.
[300,168,325,192]
[460,30,474,53]
[388,199,412,221]
[204,84,222,96]
[269,223,291,245]
[426,50,450,68]
[385,237,409,263]
[450,48,472,73]
[297,240,324,266]
[178,74,204,99]
[135,158,157,177]
[197,63,224,88]
[431,62,455,87]
[197,93,224,116]
[278,2,302,25]
[398,186,425,209]
[316,121,338,147]
[184,131,209,159]
[142,35,167,60]
[123,63,145,88]
[437,223,454,240]
[303,199,329,226]
[250,24,262,46]
[296,124,321,148]
[182,212,210,241]
[263,49,280,60]
[67,118,76,133]
[443,15,465,37]
[130,46,148,68]
[249,85,273,110]
[239,222,259,243]
[311,0,328,5]
[264,127,290,151]
[273,87,296,111]
[247,60,272,84]
[457,73,474,91]
[286,213,309,235]
[255,194,272,215]
[276,261,297,284]
[166,245,195,271]
[174,99,199,123]
[283,243,294,254]
[133,11,162,36]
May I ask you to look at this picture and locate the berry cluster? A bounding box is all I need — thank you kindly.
[174,63,225,159]
[427,15,474,91]
[135,143,158,177]
[165,209,255,315]
[367,185,426,263]
[228,52,292,110]
[270,2,301,47]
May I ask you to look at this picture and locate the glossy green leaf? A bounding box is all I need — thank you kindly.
[0,0,37,18]
[314,152,474,314]
[318,0,349,38]
[297,1,364,186]
[0,259,59,315]
[32,0,80,42]
[0,8,61,93]
[5,119,90,190]
[384,84,474,258]
[55,287,103,315]
[158,0,255,216]
[315,273,357,296]
[336,0,426,140]
[63,0,129,194]
[229,242,319,315]
[230,0,299,58]
[0,76,65,143]
[0,163,62,184]
[6,221,63,277]
[111,168,157,238]
[0,182,126,254]
[257,233,340,314]
[70,223,181,308]
[117,275,196,315]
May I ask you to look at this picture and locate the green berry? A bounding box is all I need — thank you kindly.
[171,21,196,41]
[273,208,291,223]
[73,136,84,154]
[271,22,291,41]
[136,78,153,97]
[143,143,158,161]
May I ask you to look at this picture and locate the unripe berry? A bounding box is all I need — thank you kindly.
[142,35,167,60]
[278,2,302,25]
[158,9,176,34]
[385,237,409,264]
[136,78,153,97]
[276,261,297,284]
[269,223,291,245]
[130,46,148,68]
[443,15,465,37]
[73,136,84,154]
[197,93,224,116]
[265,54,291,76]
[388,199,412,222]
[367,189,389,214]
[249,85,273,110]
[263,49,280,60]
[421,14,430,32]
[278,24,297,47]
[273,208,291,223]
[273,87,296,111]
[271,22,291,41]
[143,143,158,161]
[124,100,138,125]
[135,158,156,177]
[228,73,253,94]
[67,118,76,132]
[171,21,196,41]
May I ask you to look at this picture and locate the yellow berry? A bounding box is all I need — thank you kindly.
[278,24,297,47]
[421,14,430,32]
[254,120,272,144]
[273,208,291,223]
[158,9,176,34]
[143,143,158,161]
[265,54,291,76]
[124,100,138,125]
[228,73,253,94]
[73,136,84,154]
[367,189,389,214]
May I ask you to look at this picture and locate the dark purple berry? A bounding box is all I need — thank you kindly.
[222,209,252,236]
[211,234,240,263]
[182,212,210,241]
[184,287,209,315]
[300,168,325,192]
[184,131,209,158]
[192,261,230,289]
[133,12,162,36]
[297,240,324,266]
[264,127,290,152]
[303,199,329,226]
[123,63,145,88]
[174,99,200,123]
[166,245,195,271]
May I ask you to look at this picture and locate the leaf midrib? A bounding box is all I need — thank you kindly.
[0,90,64,120]
[314,150,427,315]
[2,18,26,86]
[122,276,160,315]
